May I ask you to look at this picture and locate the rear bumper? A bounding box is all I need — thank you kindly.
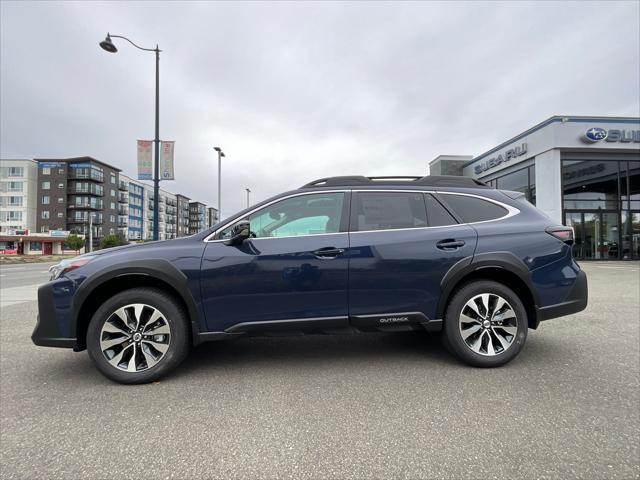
[536,268,588,322]
[31,282,78,349]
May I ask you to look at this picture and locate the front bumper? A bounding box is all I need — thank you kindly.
[31,280,78,349]
[536,268,588,322]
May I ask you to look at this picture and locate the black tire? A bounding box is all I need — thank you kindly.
[86,287,190,384]
[442,280,528,368]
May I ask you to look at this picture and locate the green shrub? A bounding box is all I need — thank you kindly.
[100,234,127,249]
[64,234,85,254]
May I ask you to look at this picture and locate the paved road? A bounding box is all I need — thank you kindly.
[1,263,638,479]
[0,262,56,307]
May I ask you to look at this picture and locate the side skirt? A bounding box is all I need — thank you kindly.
[193,313,443,344]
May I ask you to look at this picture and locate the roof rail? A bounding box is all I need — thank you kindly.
[300,175,489,189]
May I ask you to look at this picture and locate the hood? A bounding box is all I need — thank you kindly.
[85,235,194,257]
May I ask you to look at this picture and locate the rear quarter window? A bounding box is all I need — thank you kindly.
[439,194,509,223]
[425,193,457,226]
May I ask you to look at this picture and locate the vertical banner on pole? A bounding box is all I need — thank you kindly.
[160,141,175,180]
[137,140,153,180]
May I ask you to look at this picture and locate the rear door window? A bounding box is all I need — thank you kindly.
[438,194,508,223]
[351,192,428,231]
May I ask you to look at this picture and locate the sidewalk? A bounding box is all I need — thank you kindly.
[0,254,76,265]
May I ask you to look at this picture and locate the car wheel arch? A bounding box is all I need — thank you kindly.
[72,261,202,350]
[438,252,540,329]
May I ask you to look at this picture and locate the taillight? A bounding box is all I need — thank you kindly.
[546,226,574,245]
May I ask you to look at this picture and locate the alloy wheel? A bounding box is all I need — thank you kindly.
[99,303,171,372]
[458,293,518,356]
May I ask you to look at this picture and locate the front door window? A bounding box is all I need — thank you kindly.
[219,193,345,239]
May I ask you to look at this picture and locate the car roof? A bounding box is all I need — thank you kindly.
[298,175,489,189]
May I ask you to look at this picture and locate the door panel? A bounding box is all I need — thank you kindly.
[600,212,619,259]
[348,225,477,321]
[201,234,349,332]
[565,213,585,260]
[565,211,620,260]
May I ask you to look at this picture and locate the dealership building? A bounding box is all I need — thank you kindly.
[430,116,640,260]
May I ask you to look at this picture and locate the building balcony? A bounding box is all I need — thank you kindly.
[68,203,102,210]
[118,193,128,203]
[67,217,103,225]
[68,171,104,182]
[118,181,129,191]
[68,185,104,196]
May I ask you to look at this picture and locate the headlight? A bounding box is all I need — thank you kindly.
[49,256,95,281]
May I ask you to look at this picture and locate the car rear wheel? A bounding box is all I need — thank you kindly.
[87,288,190,384]
[442,280,527,367]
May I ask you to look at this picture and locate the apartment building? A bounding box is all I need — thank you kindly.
[2,156,214,250]
[188,201,207,234]
[34,157,121,243]
[0,159,38,233]
[176,194,191,237]
[206,207,219,228]
[117,174,145,241]
[141,185,181,241]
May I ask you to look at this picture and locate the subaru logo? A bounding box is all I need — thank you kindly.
[583,127,608,143]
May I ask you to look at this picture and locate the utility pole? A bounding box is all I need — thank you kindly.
[245,188,251,208]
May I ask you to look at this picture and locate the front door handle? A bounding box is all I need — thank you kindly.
[312,247,346,259]
[436,239,465,250]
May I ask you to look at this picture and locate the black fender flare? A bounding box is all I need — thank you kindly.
[436,252,539,320]
[72,259,203,343]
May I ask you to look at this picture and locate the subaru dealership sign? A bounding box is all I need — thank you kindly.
[474,143,528,174]
[582,127,640,143]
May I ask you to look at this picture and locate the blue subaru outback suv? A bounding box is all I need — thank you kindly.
[33,175,588,383]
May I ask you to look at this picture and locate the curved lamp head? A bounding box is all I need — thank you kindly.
[99,34,118,53]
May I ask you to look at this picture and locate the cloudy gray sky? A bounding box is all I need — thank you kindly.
[1,1,639,216]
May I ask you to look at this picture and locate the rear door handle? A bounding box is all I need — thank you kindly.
[312,247,346,259]
[436,239,465,250]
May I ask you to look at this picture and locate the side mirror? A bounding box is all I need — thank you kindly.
[224,220,251,246]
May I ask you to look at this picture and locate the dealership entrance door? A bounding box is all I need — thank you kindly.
[565,211,623,260]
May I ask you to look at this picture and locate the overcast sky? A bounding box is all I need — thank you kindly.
[1,1,639,216]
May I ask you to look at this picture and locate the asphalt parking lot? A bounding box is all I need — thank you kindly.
[0,262,638,479]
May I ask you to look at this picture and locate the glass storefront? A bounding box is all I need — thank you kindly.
[562,159,640,260]
[485,165,536,204]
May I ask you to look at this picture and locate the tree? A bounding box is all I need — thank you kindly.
[64,234,85,255]
[100,234,127,250]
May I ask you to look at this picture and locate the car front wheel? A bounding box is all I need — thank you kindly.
[86,287,190,384]
[442,280,528,367]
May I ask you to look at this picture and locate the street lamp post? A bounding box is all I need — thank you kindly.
[214,147,225,220]
[245,188,251,208]
[99,33,161,241]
